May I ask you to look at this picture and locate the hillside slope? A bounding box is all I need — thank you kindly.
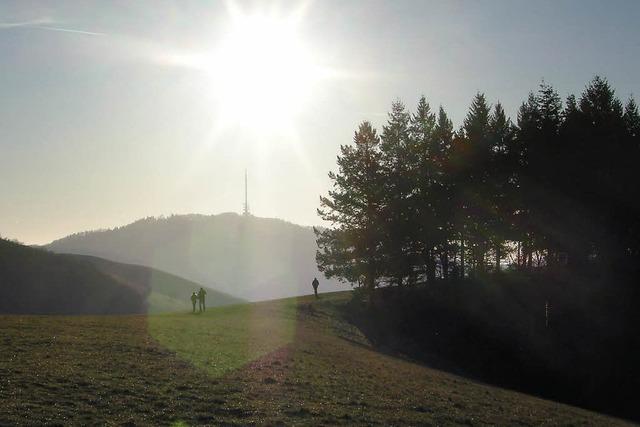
[46,213,344,301]
[0,292,628,425]
[0,238,143,314]
[0,238,237,314]
[79,255,242,312]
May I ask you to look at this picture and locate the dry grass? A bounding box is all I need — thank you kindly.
[0,292,629,425]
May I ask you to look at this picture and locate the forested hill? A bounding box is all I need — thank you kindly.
[46,213,343,301]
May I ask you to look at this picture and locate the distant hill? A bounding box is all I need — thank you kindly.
[0,238,238,314]
[46,213,344,301]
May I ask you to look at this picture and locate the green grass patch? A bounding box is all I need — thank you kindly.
[148,299,298,377]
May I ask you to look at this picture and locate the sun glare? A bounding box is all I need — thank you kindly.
[201,7,320,133]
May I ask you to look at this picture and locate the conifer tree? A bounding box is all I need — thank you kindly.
[449,128,469,277]
[379,101,415,285]
[576,76,625,264]
[623,97,640,258]
[433,106,455,279]
[487,102,516,271]
[624,97,640,138]
[316,121,384,293]
[462,93,492,273]
[410,96,438,283]
[535,82,563,265]
[515,93,540,268]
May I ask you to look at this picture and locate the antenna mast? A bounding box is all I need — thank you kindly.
[243,169,250,216]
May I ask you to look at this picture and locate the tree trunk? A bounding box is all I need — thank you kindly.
[441,251,449,280]
[460,238,465,279]
[365,273,375,307]
[426,249,437,285]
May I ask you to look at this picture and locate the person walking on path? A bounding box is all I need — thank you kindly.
[198,287,207,312]
[312,277,319,299]
[190,292,198,313]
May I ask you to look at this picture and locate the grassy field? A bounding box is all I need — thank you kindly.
[0,292,631,425]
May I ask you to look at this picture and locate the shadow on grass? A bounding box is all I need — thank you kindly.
[338,276,640,424]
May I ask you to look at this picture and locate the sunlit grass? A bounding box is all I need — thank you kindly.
[0,293,626,425]
[148,298,297,377]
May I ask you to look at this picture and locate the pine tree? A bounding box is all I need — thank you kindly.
[315,121,384,293]
[577,76,625,264]
[462,93,492,273]
[515,92,541,268]
[433,106,455,279]
[487,102,516,271]
[623,97,640,258]
[535,82,563,265]
[379,101,415,285]
[409,96,438,283]
[624,97,640,138]
[449,128,469,277]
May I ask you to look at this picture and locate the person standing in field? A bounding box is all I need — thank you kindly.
[312,277,319,299]
[198,287,207,312]
[190,292,198,313]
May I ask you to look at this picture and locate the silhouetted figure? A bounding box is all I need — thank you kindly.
[198,287,207,312]
[191,292,198,313]
[312,277,319,299]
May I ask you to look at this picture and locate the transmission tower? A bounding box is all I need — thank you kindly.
[243,169,250,216]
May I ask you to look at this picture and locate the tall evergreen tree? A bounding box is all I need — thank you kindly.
[623,97,640,258]
[576,76,625,264]
[316,121,384,293]
[461,93,493,273]
[449,128,469,277]
[379,101,415,285]
[487,102,516,271]
[433,106,455,279]
[535,82,563,265]
[409,96,438,283]
[624,97,640,138]
[516,93,541,268]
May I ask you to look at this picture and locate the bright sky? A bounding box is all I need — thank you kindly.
[1,0,639,244]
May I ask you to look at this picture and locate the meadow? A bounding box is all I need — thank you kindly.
[0,292,629,425]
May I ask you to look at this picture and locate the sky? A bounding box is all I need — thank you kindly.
[1,0,639,244]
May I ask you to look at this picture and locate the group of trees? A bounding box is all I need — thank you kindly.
[316,76,640,293]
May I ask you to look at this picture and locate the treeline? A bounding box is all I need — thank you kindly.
[316,76,640,290]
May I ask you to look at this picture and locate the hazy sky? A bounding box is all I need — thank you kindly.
[1,0,639,244]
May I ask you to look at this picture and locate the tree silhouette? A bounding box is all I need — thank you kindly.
[316,77,640,421]
[409,96,439,284]
[316,121,384,294]
[378,101,415,285]
[317,76,640,288]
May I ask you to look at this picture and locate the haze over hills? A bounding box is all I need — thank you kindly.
[46,213,344,301]
[79,256,242,313]
[0,238,238,314]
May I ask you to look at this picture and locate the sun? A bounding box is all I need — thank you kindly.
[201,6,320,133]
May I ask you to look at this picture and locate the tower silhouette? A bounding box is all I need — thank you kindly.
[243,169,250,216]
